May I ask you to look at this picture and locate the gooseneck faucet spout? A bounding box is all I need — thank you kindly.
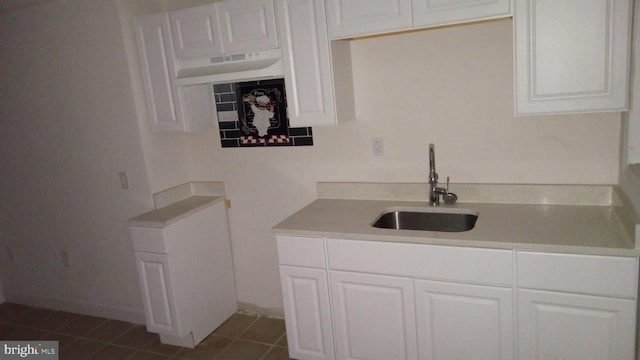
[428,143,457,206]
[429,143,438,184]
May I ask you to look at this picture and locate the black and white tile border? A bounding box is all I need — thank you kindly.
[214,79,313,148]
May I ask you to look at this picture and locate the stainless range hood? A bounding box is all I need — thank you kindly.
[175,48,284,86]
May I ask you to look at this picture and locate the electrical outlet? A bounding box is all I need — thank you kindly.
[60,250,70,268]
[372,137,384,157]
[118,171,130,189]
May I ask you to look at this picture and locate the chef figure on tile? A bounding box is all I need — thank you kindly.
[243,92,275,137]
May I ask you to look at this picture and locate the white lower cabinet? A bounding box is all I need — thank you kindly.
[130,201,237,348]
[276,236,638,360]
[330,271,417,360]
[280,266,335,360]
[516,251,638,360]
[414,280,513,360]
[135,253,180,336]
[517,289,636,360]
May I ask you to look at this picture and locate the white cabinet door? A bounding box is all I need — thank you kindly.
[326,0,412,39]
[276,0,339,127]
[280,266,335,360]
[514,0,632,115]
[415,280,513,360]
[217,0,279,54]
[412,0,511,28]
[330,271,418,360]
[518,289,636,360]
[134,13,184,132]
[170,4,222,59]
[135,252,181,336]
[135,13,215,132]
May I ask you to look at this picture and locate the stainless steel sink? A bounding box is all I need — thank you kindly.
[371,207,478,232]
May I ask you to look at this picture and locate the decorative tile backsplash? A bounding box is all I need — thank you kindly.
[214,79,313,148]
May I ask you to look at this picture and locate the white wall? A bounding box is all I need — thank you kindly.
[197,19,622,312]
[0,0,152,321]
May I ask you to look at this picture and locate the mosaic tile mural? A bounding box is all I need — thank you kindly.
[214,79,313,148]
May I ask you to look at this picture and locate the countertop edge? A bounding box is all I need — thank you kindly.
[272,228,640,257]
[129,195,224,228]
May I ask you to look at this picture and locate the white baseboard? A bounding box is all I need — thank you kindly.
[3,291,145,325]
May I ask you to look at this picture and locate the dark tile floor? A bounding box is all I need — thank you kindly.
[0,302,293,359]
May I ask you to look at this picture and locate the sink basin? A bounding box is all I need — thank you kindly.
[371,207,478,232]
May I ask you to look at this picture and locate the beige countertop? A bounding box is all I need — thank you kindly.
[273,183,639,257]
[129,195,223,228]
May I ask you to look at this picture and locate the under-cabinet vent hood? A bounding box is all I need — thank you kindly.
[175,48,284,86]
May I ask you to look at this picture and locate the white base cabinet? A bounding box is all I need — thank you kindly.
[415,280,513,360]
[130,201,237,348]
[330,271,417,360]
[280,265,335,360]
[276,235,638,360]
[518,289,636,360]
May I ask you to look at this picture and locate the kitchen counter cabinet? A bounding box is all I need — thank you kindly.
[330,271,418,360]
[130,198,237,348]
[276,235,638,360]
[415,279,513,360]
[518,289,635,360]
[516,251,637,360]
[275,183,639,358]
[278,235,335,360]
[277,235,522,360]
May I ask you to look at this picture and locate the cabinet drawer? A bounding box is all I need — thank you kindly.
[517,252,639,299]
[276,235,326,268]
[327,238,513,286]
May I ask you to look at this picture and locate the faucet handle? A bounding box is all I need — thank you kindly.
[443,177,458,205]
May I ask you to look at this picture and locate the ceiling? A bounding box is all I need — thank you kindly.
[0,0,60,14]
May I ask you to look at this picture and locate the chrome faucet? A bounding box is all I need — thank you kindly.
[428,143,457,206]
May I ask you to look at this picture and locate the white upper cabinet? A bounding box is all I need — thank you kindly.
[276,0,355,127]
[412,0,511,28]
[326,0,412,39]
[514,0,632,115]
[170,4,223,59]
[216,0,279,54]
[326,0,512,39]
[170,0,279,58]
[135,13,215,132]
